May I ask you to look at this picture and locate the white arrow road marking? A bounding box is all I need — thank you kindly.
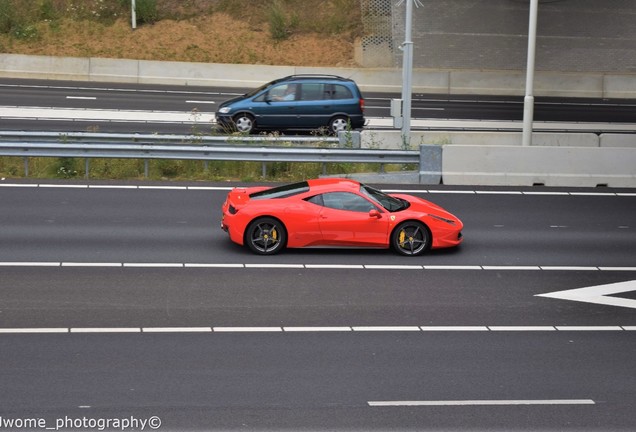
[536,280,636,309]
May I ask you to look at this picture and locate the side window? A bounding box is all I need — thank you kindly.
[299,83,325,101]
[305,194,324,206]
[332,84,353,100]
[267,84,297,101]
[319,192,377,213]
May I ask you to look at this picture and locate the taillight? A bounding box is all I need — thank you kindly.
[360,98,365,112]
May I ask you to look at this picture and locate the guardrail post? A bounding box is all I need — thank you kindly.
[23,157,29,177]
[144,160,149,178]
[338,130,361,148]
[419,145,442,184]
[84,158,90,180]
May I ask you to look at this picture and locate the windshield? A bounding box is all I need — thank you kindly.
[360,184,408,212]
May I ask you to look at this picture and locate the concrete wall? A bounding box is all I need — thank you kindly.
[1,53,635,98]
[441,145,636,187]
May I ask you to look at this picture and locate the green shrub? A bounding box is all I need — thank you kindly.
[135,0,158,24]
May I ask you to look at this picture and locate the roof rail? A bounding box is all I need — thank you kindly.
[287,74,346,79]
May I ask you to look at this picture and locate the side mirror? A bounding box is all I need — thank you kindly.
[369,209,382,219]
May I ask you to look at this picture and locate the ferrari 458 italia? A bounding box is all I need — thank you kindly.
[221,178,463,256]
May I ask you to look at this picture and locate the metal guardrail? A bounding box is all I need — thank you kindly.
[0,132,416,179]
[0,131,340,145]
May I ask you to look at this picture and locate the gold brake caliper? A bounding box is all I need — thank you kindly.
[399,230,406,246]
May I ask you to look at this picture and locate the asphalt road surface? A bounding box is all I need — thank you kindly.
[1,78,635,134]
[0,181,635,431]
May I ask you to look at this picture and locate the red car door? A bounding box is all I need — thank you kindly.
[316,192,390,246]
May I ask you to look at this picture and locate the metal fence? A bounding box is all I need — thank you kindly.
[0,132,420,179]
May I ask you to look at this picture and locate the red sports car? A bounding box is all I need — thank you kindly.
[221,178,463,256]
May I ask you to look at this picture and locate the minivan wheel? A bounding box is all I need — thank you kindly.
[329,116,349,134]
[233,114,255,134]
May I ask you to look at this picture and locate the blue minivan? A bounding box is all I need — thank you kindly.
[215,74,365,134]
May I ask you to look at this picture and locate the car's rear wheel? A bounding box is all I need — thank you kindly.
[245,217,287,255]
[391,221,430,256]
[233,113,255,134]
[328,116,350,135]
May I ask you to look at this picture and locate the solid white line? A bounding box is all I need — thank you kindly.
[0,183,632,198]
[304,264,365,269]
[368,399,595,407]
[213,327,283,332]
[0,262,634,272]
[420,326,489,331]
[283,327,352,332]
[540,266,599,271]
[482,266,542,271]
[598,267,636,271]
[352,326,421,332]
[88,185,138,189]
[423,265,482,270]
[489,326,556,331]
[363,265,423,270]
[0,326,631,334]
[0,328,68,333]
[142,327,212,333]
[70,328,140,333]
[245,264,305,269]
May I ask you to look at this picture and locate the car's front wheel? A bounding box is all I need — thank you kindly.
[245,217,287,255]
[391,221,430,256]
[233,113,255,134]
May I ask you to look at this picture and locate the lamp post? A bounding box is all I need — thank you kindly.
[522,0,539,146]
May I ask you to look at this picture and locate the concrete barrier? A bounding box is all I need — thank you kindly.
[442,145,636,187]
[360,130,600,150]
[600,134,636,148]
[1,53,635,98]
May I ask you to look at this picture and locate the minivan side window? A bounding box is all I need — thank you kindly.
[299,83,324,101]
[264,84,297,102]
[325,84,353,100]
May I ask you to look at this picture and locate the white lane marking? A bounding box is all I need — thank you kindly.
[186,100,216,104]
[0,263,634,271]
[420,326,489,331]
[368,399,596,407]
[352,326,421,332]
[0,328,68,333]
[66,96,97,100]
[213,327,283,332]
[0,182,634,198]
[142,327,212,333]
[0,326,631,334]
[283,327,352,332]
[537,280,636,310]
[70,328,140,333]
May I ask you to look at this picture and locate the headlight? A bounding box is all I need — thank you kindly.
[428,214,456,225]
[218,107,231,114]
